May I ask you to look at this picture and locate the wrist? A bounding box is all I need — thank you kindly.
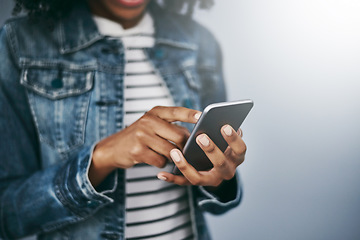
[89,145,117,188]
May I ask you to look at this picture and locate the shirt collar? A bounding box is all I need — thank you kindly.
[93,12,154,37]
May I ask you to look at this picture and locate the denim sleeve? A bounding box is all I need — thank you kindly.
[0,26,116,239]
[194,172,243,215]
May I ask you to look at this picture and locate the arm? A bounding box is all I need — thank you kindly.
[0,26,114,239]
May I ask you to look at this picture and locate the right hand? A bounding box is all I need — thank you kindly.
[88,106,201,187]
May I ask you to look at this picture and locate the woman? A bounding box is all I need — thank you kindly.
[0,0,247,239]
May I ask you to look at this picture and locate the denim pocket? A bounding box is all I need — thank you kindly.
[20,68,94,153]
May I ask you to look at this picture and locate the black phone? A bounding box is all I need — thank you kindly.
[172,99,254,175]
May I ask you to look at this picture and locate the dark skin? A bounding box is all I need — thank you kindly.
[87,0,247,190]
[87,0,151,29]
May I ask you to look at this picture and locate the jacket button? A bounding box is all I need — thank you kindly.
[51,78,63,89]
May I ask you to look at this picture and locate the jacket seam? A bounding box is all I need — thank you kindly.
[19,58,98,71]
[3,24,20,69]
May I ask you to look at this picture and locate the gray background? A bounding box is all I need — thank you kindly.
[1,0,360,239]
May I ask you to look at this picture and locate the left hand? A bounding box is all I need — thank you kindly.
[157,125,246,187]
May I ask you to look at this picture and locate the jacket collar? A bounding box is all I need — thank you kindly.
[148,2,198,51]
[56,2,197,54]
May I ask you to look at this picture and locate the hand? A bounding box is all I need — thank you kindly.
[157,125,246,187]
[89,106,201,187]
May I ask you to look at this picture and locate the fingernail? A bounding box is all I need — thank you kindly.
[224,125,232,136]
[194,112,201,120]
[170,149,181,163]
[157,174,167,181]
[198,135,210,147]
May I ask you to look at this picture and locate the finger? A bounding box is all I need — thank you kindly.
[169,149,221,186]
[157,172,191,186]
[171,125,192,150]
[196,134,235,180]
[132,146,168,168]
[238,128,243,137]
[138,114,190,149]
[222,125,247,164]
[149,106,201,124]
[169,149,203,185]
[153,122,190,150]
[145,133,179,160]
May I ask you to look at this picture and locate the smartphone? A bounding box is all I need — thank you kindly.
[172,99,254,175]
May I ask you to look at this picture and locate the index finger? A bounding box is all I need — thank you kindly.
[149,106,201,124]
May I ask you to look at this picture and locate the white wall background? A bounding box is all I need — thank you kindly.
[194,1,360,239]
[1,1,360,240]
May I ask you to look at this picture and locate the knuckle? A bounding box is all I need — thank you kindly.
[230,133,238,141]
[215,159,227,169]
[129,145,143,158]
[231,151,245,166]
[234,143,247,157]
[190,177,201,186]
[179,125,190,135]
[134,129,146,139]
[178,126,190,138]
[205,144,216,153]
[151,106,162,112]
[188,110,194,120]
[147,106,164,116]
[174,131,188,145]
[138,114,153,125]
[169,107,178,117]
[177,164,187,172]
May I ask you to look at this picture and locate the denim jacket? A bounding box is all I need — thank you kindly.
[0,2,242,239]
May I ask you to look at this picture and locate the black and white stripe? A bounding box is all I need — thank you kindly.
[123,49,174,127]
[93,13,194,240]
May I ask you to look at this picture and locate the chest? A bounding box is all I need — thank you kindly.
[19,39,203,161]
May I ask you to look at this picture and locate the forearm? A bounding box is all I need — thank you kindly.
[88,144,117,188]
[0,146,117,239]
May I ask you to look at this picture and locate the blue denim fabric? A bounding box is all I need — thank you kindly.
[0,2,242,239]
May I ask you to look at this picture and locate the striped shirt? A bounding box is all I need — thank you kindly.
[93,13,194,240]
